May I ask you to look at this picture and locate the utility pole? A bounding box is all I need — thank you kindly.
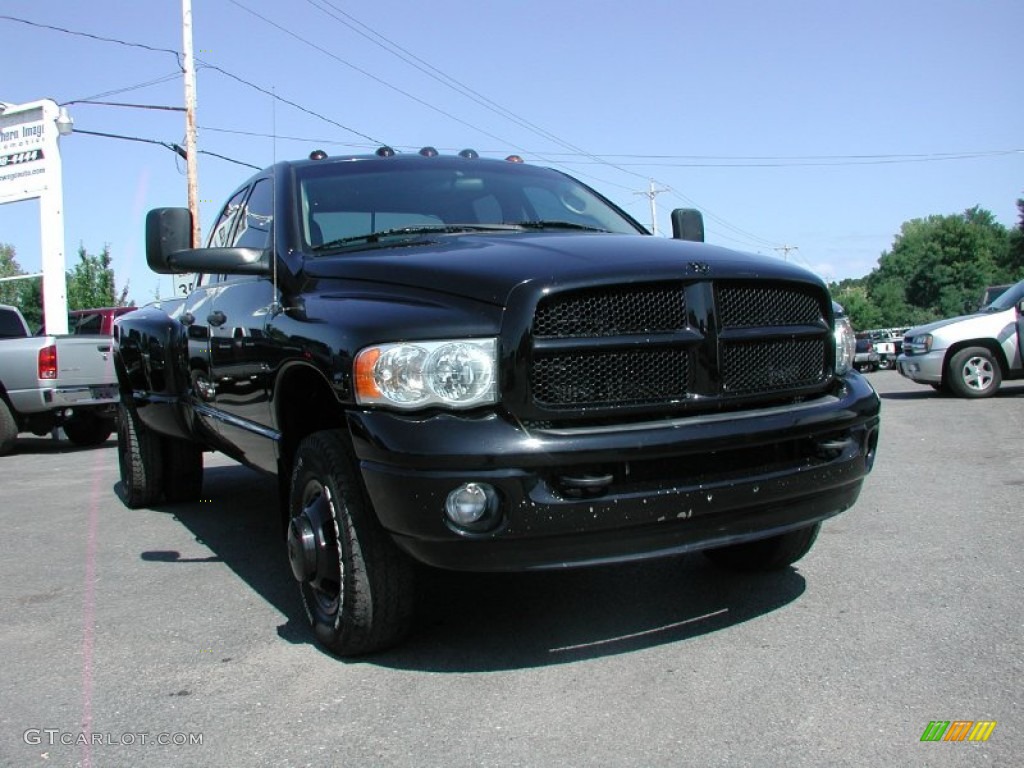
[774,244,799,261]
[182,0,201,247]
[634,179,669,236]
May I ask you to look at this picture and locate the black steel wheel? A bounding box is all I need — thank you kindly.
[116,401,163,508]
[947,346,1001,398]
[287,430,415,656]
[63,412,114,447]
[703,523,822,572]
[0,398,17,456]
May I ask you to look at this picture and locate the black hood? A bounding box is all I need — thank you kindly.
[300,232,823,306]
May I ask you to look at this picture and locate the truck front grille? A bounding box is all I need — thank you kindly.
[527,281,830,414]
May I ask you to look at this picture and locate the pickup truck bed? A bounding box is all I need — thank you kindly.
[0,304,120,454]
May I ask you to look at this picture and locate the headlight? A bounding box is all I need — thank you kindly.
[354,338,498,410]
[905,334,933,354]
[834,315,856,375]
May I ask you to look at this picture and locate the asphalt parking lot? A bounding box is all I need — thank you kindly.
[1,371,1021,767]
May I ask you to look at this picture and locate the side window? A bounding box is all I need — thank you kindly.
[232,179,274,249]
[207,188,248,248]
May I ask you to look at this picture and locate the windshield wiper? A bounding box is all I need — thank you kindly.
[313,224,519,252]
[513,220,610,233]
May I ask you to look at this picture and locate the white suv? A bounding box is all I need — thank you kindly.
[897,279,1024,397]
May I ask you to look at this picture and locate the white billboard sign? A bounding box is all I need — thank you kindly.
[0,99,68,334]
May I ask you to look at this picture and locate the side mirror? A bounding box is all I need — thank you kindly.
[146,208,192,274]
[670,208,705,242]
[144,206,271,277]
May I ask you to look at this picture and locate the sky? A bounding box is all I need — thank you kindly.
[0,0,1021,305]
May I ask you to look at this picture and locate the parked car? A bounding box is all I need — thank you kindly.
[898,278,1024,397]
[0,304,120,455]
[854,338,880,372]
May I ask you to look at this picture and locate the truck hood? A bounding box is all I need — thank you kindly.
[906,307,1016,340]
[299,232,822,306]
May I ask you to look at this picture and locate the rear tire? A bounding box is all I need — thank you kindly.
[162,436,204,502]
[63,412,114,447]
[116,401,163,508]
[287,430,415,656]
[0,398,17,456]
[703,523,822,572]
[947,346,1001,398]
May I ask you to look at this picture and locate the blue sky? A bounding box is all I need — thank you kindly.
[1,0,1021,304]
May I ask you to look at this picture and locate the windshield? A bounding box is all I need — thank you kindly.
[296,159,645,252]
[984,279,1024,311]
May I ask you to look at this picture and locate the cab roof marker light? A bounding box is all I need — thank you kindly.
[458,149,479,159]
[505,155,524,163]
[419,146,439,157]
[376,146,396,157]
[309,149,328,160]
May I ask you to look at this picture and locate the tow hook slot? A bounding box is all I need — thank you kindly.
[557,472,614,499]
[815,436,853,460]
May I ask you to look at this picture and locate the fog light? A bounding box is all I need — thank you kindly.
[445,483,495,528]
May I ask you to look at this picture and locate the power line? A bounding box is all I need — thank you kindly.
[0,14,182,68]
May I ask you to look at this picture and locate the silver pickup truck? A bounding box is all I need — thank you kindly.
[0,303,121,455]
[897,278,1024,397]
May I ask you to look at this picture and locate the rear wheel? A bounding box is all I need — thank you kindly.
[703,523,822,572]
[947,346,1001,398]
[0,398,17,456]
[162,436,203,502]
[287,430,416,656]
[63,411,114,447]
[116,401,163,508]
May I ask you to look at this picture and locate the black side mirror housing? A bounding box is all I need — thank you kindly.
[146,208,193,274]
[670,208,705,242]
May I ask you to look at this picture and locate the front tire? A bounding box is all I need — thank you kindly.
[287,430,415,656]
[703,523,822,571]
[947,346,1001,398]
[116,401,163,508]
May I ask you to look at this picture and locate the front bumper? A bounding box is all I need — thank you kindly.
[348,375,881,571]
[896,351,945,384]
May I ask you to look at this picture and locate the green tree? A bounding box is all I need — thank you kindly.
[0,243,24,306]
[65,244,131,310]
[866,207,1010,322]
[1003,198,1024,278]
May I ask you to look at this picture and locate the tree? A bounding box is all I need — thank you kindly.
[65,244,132,310]
[0,243,24,306]
[865,207,1010,322]
[1003,198,1024,277]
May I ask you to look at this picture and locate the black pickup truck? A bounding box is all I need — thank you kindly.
[114,148,880,655]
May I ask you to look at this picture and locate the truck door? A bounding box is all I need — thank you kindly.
[204,178,279,472]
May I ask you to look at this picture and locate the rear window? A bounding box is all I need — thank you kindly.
[0,308,27,338]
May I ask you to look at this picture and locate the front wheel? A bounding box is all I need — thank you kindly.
[116,401,163,508]
[286,430,415,656]
[703,523,821,571]
[947,346,1001,398]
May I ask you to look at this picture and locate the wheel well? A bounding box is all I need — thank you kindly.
[943,339,1009,378]
[275,364,348,486]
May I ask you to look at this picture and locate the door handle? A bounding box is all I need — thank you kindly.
[207,311,227,327]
